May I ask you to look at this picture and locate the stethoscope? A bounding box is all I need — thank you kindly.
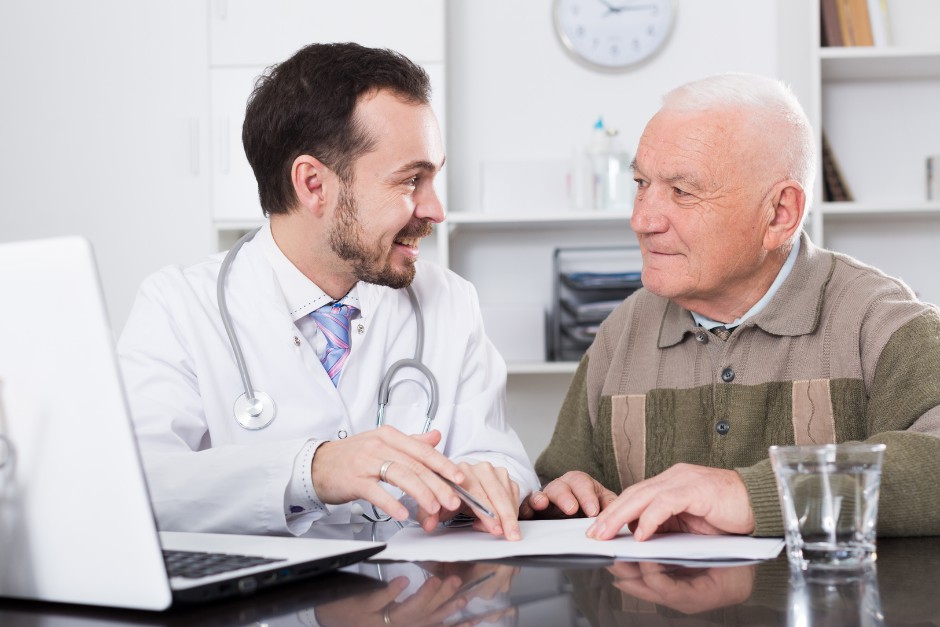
[218,226,439,433]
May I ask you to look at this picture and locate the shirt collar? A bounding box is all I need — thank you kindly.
[658,232,834,347]
[257,222,362,322]
[691,237,801,330]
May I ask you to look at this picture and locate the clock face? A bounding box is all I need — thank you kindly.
[553,0,675,71]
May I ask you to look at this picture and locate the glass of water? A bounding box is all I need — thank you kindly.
[770,443,886,571]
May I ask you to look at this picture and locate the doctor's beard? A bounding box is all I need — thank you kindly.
[328,185,433,289]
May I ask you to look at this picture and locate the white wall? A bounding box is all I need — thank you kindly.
[446,0,781,213]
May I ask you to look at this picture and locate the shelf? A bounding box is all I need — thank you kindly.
[822,201,940,218]
[506,361,579,375]
[214,219,264,231]
[445,210,632,228]
[820,47,940,82]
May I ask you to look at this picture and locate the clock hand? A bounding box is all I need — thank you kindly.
[618,3,658,10]
[598,0,658,15]
[596,0,623,15]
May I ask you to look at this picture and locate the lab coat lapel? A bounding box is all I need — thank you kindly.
[225,236,350,428]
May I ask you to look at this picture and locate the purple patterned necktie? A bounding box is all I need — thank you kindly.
[310,303,358,386]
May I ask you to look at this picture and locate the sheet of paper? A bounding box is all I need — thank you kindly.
[373,518,784,562]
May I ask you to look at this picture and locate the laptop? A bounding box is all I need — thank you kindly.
[0,236,384,611]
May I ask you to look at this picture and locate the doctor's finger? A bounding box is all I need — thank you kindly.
[416,506,444,532]
[381,456,462,515]
[358,481,412,521]
[463,462,520,541]
[378,426,464,483]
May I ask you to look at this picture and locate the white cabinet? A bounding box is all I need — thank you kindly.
[207,0,445,67]
[207,0,447,244]
[0,0,212,330]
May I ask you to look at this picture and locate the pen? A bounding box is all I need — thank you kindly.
[436,472,497,519]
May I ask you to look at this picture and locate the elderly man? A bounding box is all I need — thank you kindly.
[523,73,940,540]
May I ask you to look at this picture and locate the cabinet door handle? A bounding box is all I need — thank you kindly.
[190,118,200,176]
[220,116,230,175]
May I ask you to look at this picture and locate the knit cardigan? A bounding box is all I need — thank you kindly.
[536,233,940,536]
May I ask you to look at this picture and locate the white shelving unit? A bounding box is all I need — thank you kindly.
[436,210,635,377]
[806,0,940,305]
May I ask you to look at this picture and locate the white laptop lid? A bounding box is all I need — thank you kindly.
[0,236,173,610]
[0,237,384,611]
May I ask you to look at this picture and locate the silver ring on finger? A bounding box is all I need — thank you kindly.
[379,460,394,483]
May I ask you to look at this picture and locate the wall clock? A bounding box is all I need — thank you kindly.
[553,0,676,71]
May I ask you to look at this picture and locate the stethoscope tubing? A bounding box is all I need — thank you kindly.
[218,226,439,433]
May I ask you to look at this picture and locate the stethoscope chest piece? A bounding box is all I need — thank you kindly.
[233,390,276,430]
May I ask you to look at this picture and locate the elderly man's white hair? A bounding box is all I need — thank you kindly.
[663,72,817,212]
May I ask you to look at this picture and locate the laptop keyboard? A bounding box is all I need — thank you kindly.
[163,549,285,579]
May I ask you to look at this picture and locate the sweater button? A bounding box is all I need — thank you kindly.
[721,367,735,383]
[695,331,709,344]
[716,420,731,435]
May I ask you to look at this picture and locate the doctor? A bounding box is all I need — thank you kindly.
[118,42,538,539]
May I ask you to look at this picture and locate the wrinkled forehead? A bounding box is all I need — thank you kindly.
[639,108,745,156]
[636,107,765,183]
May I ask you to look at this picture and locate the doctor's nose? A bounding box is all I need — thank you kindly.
[415,184,445,224]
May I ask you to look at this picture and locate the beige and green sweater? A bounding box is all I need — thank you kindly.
[536,233,940,536]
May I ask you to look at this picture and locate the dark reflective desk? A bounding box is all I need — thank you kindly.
[2,522,939,626]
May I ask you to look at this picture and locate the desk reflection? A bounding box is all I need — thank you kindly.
[787,568,883,627]
[3,529,940,626]
[316,562,520,627]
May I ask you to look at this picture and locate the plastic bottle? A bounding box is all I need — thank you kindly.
[587,117,632,213]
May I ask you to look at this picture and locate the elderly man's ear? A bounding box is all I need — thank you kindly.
[763,181,806,251]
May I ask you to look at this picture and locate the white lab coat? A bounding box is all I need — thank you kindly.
[117,234,539,535]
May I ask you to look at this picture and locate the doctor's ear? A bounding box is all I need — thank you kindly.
[291,155,331,216]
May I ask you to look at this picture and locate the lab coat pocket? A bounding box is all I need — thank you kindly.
[378,375,437,436]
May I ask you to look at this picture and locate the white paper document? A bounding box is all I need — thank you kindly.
[374,518,784,563]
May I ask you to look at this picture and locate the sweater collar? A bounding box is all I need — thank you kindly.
[657,232,834,348]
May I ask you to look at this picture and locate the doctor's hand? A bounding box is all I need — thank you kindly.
[311,427,465,524]
[416,461,523,541]
[518,470,618,520]
[585,463,756,541]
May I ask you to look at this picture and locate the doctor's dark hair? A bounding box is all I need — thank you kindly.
[242,42,432,216]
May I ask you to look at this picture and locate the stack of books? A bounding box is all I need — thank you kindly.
[820,0,891,47]
[822,133,853,203]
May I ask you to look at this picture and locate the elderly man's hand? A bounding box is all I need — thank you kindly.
[518,470,618,519]
[585,463,755,541]
[608,561,757,615]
